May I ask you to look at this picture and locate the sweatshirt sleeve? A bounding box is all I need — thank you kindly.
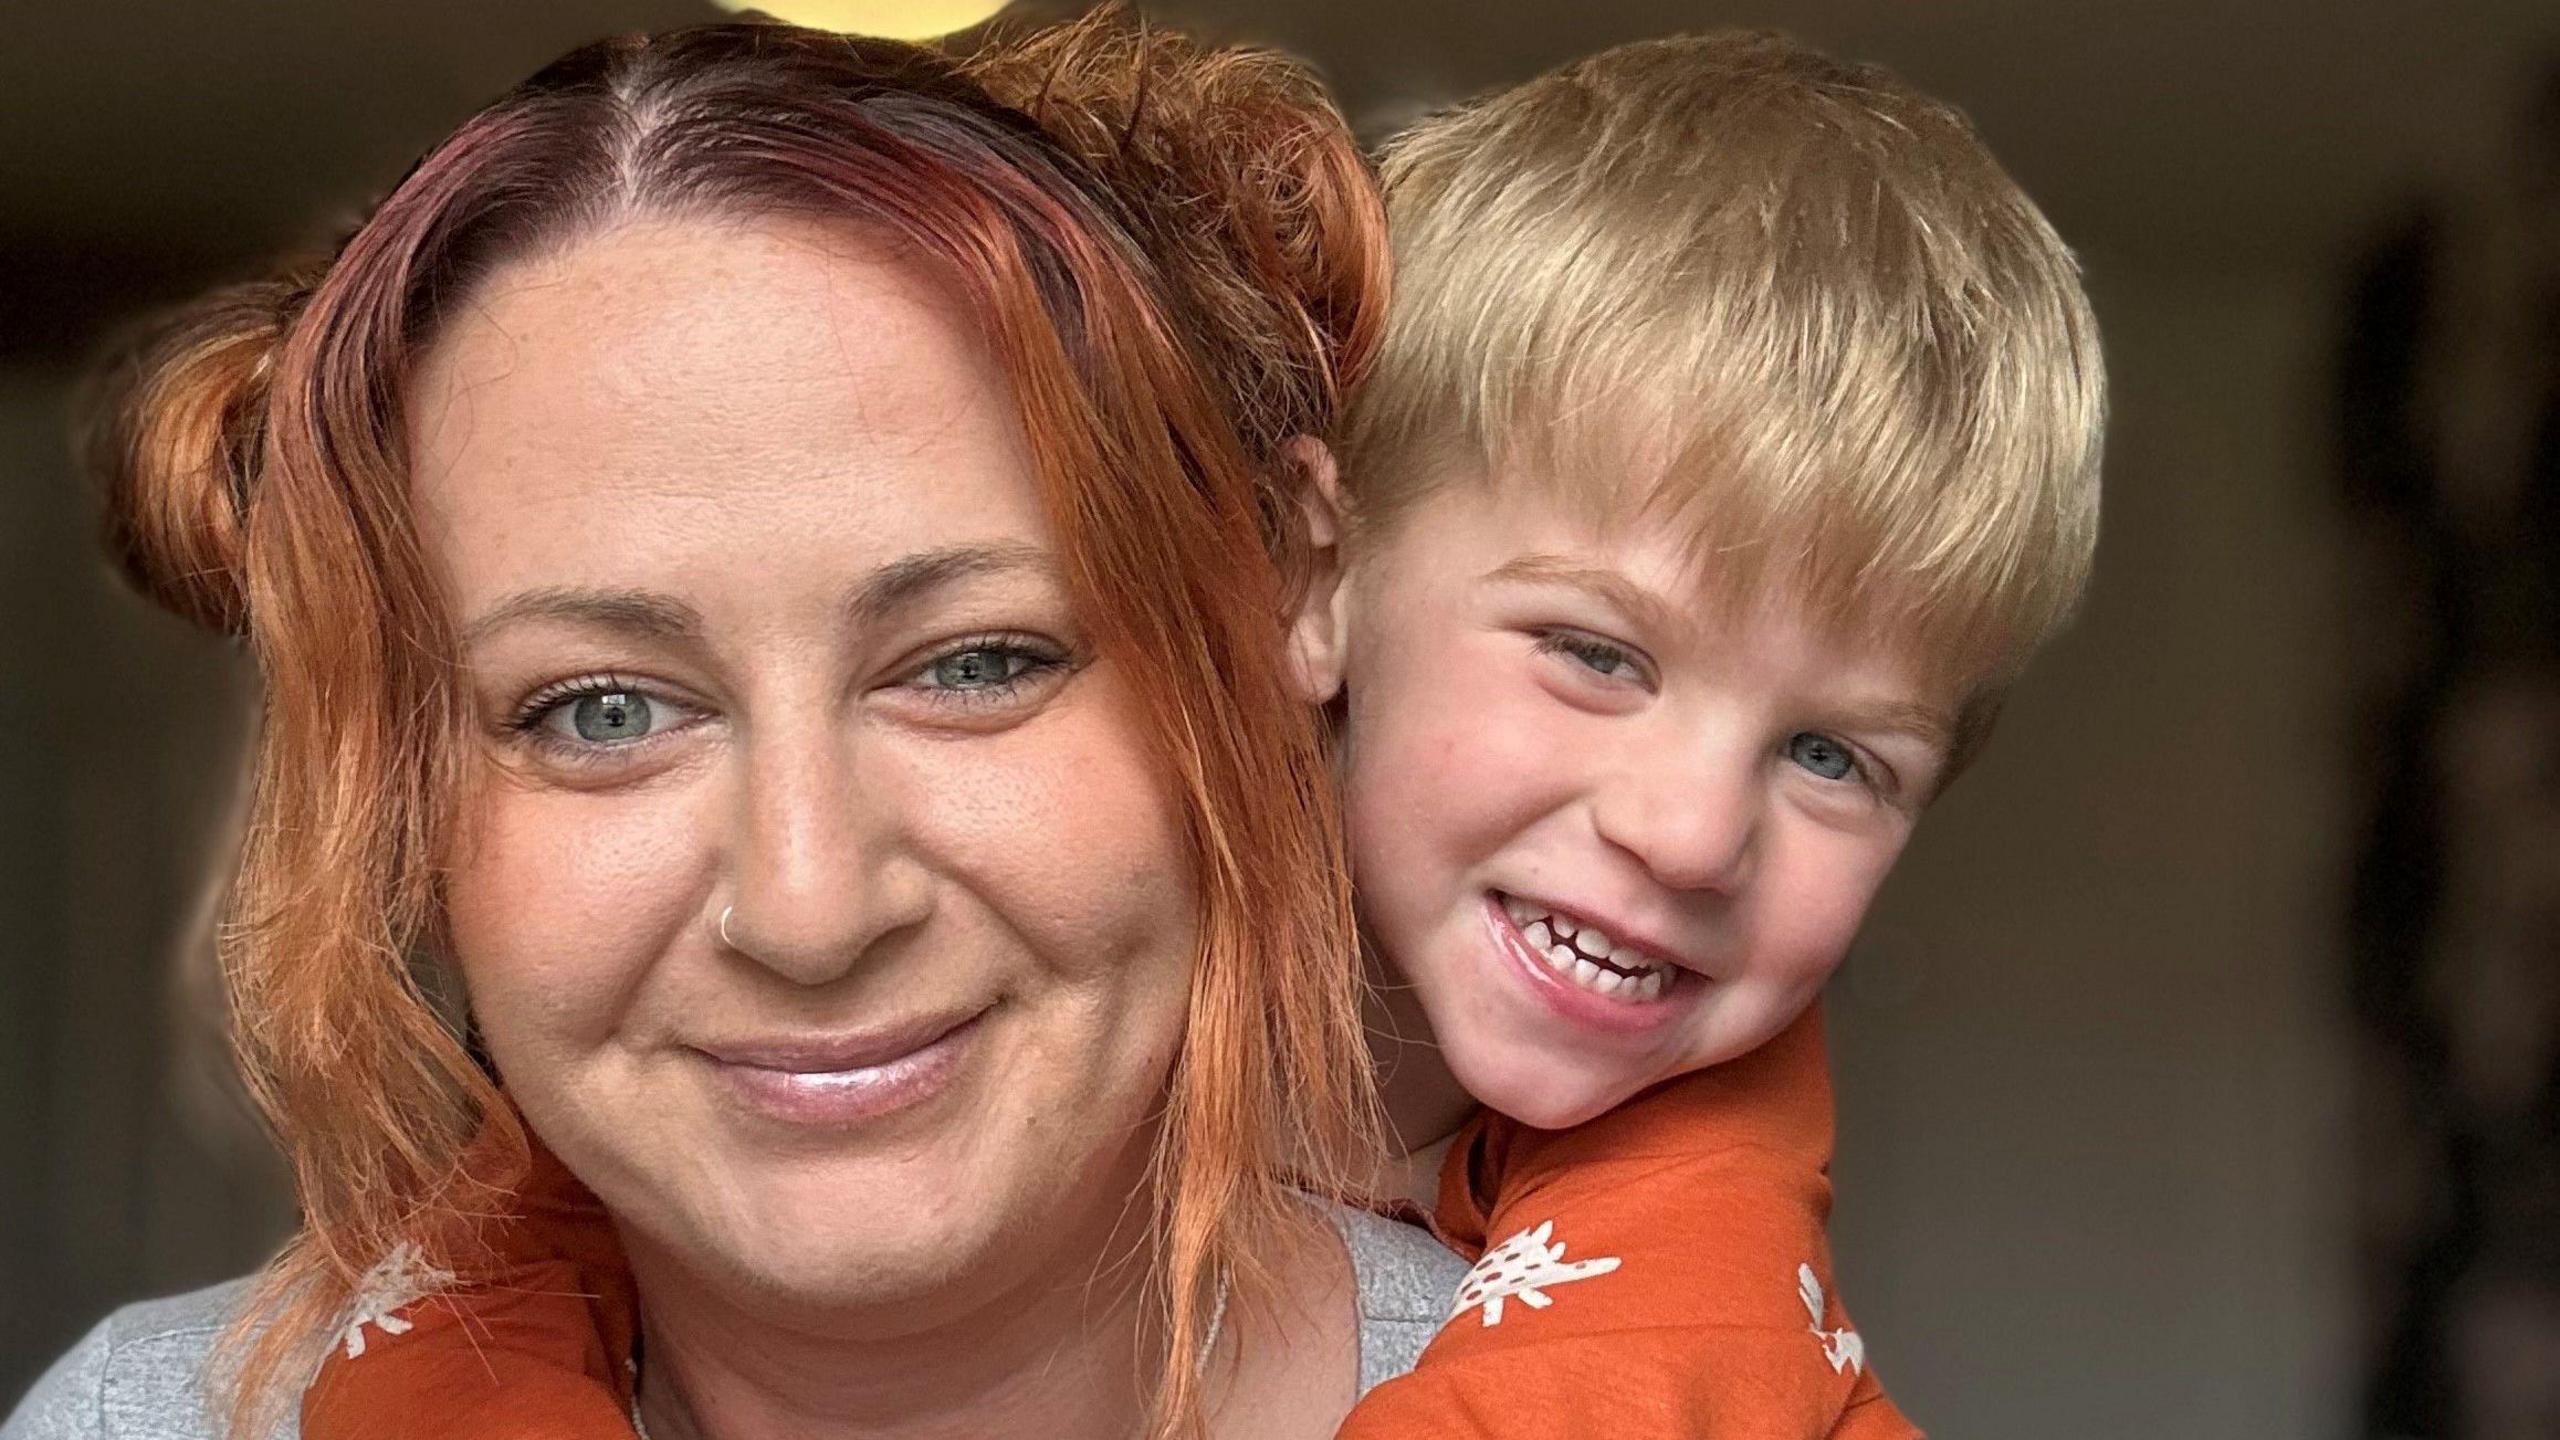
[1337,1006,1924,1440]
[2,1321,110,1440]
[300,1110,641,1440]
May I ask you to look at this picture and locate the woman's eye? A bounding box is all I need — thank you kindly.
[506,676,695,760]
[1787,732,1859,782]
[898,637,1069,706]
[924,647,1041,691]
[561,691,654,744]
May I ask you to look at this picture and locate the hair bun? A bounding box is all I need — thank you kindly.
[88,273,313,635]
[968,14,1389,459]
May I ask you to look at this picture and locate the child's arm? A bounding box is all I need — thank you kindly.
[301,1107,642,1440]
[1338,1006,1923,1440]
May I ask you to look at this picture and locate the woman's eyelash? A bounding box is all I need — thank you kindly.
[906,634,1072,704]
[496,637,1073,766]
[499,672,699,770]
[506,672,642,733]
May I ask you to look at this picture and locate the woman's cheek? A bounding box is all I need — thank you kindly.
[444,771,713,1050]
[967,686,1194,976]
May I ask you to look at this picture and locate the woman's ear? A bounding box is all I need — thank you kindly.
[1281,436,1351,705]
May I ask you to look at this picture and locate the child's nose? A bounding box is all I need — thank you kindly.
[1587,748,1761,894]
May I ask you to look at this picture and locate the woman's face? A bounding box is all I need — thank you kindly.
[414,216,1197,1333]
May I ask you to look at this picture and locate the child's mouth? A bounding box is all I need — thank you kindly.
[1494,892,1680,1003]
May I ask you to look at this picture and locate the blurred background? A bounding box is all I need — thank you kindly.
[4,1,2556,1435]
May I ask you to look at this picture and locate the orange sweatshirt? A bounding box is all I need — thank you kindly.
[300,1125,638,1440]
[1339,1004,1921,1438]
[303,1007,1913,1439]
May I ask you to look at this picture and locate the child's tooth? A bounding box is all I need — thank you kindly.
[1570,957,1601,987]
[1594,970,1626,997]
[1545,943,1575,971]
[1524,920,1553,949]
[1501,894,1530,924]
[1581,925,1616,958]
[1549,914,1577,939]
[1638,971,1664,1001]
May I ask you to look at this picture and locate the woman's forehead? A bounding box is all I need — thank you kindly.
[412,216,1003,491]
[407,215,1048,616]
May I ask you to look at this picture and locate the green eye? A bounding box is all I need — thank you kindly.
[904,638,1070,707]
[571,691,653,743]
[1788,732,1856,781]
[928,648,1033,690]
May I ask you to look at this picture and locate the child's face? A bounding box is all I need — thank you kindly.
[1313,467,1957,1130]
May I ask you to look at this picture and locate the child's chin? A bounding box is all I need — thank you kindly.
[1458,1051,1639,1132]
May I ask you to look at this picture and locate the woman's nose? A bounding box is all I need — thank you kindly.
[1588,742,1762,895]
[719,729,932,986]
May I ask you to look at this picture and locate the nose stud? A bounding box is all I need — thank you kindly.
[717,904,739,950]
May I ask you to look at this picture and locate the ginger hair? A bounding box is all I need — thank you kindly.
[88,16,1386,1437]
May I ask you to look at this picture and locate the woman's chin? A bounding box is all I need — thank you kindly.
[605,1120,1159,1337]
[635,1171,1032,1328]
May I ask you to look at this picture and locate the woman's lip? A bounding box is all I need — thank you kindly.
[696,1008,987,1073]
[692,1009,986,1126]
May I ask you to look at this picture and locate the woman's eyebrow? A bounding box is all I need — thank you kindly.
[461,588,704,646]
[460,542,1055,647]
[843,541,1052,628]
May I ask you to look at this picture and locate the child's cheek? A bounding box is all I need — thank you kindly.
[1402,649,1585,843]
[1746,826,1908,990]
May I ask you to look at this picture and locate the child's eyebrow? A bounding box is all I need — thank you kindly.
[1483,554,1683,635]
[1827,698,1959,756]
[1489,554,1961,754]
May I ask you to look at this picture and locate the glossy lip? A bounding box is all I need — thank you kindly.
[1479,893,1699,1037]
[692,1007,989,1127]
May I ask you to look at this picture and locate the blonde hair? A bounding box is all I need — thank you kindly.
[91,17,1384,1438]
[1345,31,2105,731]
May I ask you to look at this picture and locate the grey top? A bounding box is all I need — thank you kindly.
[4,1201,1466,1439]
[1327,1202,1467,1395]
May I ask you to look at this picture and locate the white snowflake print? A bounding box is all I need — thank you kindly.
[1450,1220,1622,1327]
[336,1241,457,1359]
[1796,1263,1866,1376]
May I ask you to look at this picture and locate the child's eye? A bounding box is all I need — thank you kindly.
[1533,629,1651,686]
[1786,732,1860,782]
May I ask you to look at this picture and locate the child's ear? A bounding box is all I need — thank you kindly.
[1281,435,1351,705]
